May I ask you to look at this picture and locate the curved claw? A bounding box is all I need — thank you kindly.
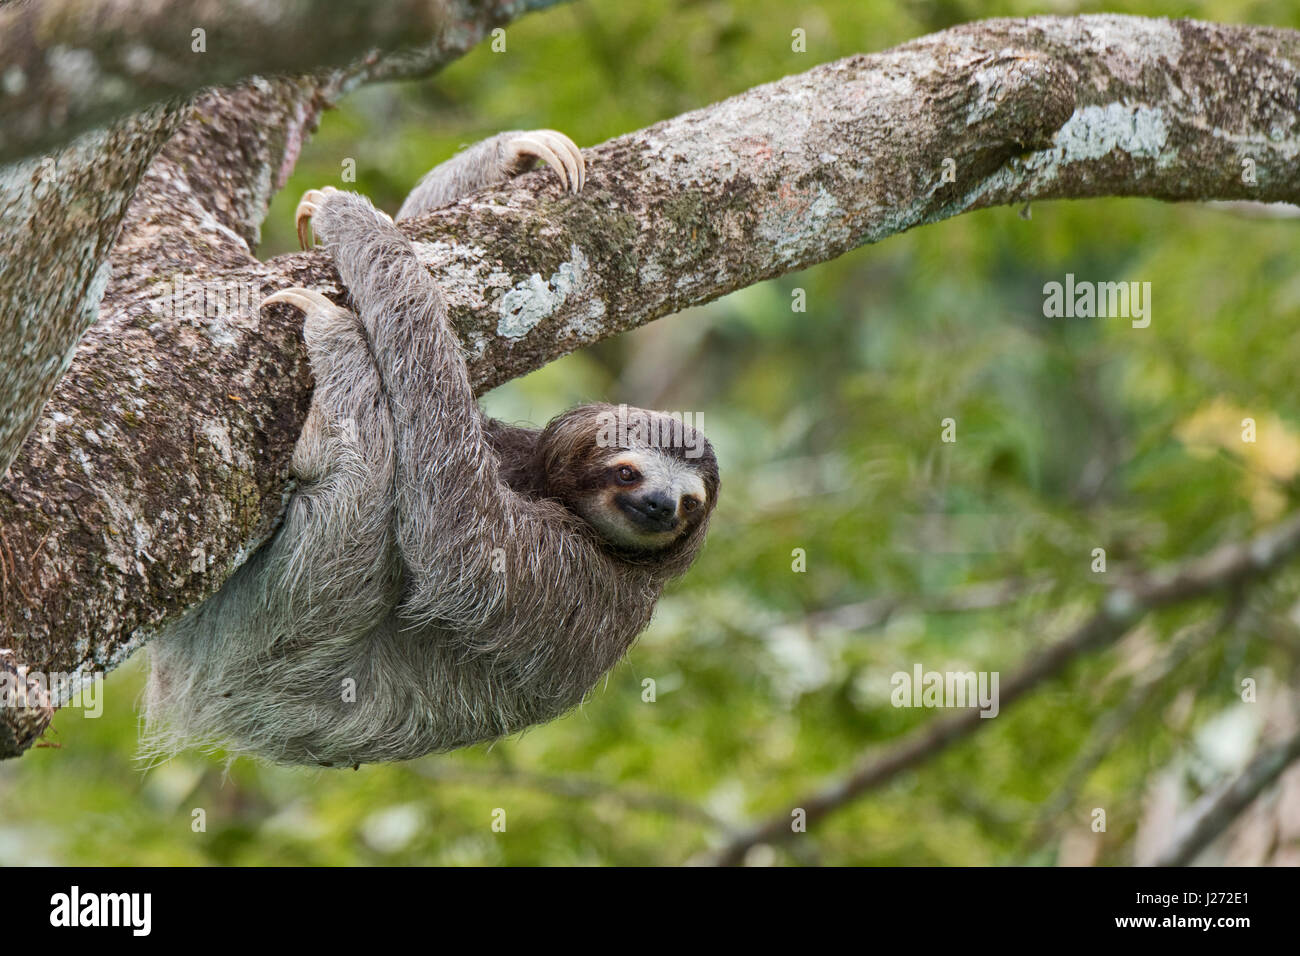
[510,129,585,194]
[261,288,338,314]
[532,129,584,193]
[294,186,339,250]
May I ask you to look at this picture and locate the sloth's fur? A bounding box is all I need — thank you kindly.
[144,134,718,766]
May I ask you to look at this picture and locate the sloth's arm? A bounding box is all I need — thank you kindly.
[395,129,584,221]
[308,188,585,629]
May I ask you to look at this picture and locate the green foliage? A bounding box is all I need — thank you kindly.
[5,0,1300,865]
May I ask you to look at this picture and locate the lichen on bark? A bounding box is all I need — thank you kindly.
[3,13,1299,758]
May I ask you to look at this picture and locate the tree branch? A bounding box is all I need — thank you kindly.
[1150,720,1300,867]
[0,103,183,479]
[701,512,1300,865]
[0,0,572,757]
[803,577,1046,634]
[0,0,570,163]
[4,14,1300,758]
[0,0,573,479]
[1024,599,1241,852]
[410,762,732,832]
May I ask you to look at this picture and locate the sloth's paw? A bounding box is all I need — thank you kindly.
[505,130,586,194]
[293,187,396,250]
[294,187,338,250]
[260,288,360,373]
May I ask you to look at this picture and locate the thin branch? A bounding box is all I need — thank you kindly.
[804,577,1046,634]
[703,513,1300,865]
[1150,720,1300,867]
[1025,596,1243,852]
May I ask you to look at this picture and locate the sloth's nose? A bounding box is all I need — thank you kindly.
[624,491,680,532]
[640,492,676,518]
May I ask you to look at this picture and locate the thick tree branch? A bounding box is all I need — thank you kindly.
[0,104,183,479]
[0,0,569,163]
[0,0,571,478]
[0,1,571,757]
[3,14,1299,759]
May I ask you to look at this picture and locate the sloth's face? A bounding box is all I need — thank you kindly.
[579,447,711,552]
[539,404,719,556]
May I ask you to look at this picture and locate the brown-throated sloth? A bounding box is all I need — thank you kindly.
[145,130,719,767]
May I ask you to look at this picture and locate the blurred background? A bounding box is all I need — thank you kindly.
[4,0,1300,865]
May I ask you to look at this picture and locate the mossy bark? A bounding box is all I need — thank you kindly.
[3,14,1299,757]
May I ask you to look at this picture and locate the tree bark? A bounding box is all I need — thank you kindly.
[0,105,182,482]
[3,13,1299,757]
[0,0,570,756]
[0,0,568,163]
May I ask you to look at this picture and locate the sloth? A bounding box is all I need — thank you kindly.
[145,130,720,767]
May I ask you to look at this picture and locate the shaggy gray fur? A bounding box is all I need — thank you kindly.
[397,131,526,220]
[145,134,717,766]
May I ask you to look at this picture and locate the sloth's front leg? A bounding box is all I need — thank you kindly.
[292,128,585,247]
[395,128,586,221]
[287,185,536,628]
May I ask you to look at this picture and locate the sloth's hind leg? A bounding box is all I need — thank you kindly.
[260,288,401,634]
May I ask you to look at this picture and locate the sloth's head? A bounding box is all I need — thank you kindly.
[538,403,720,562]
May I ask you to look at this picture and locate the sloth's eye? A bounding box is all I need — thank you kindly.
[681,495,700,512]
[616,466,640,484]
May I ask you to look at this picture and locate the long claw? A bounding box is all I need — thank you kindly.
[294,186,339,250]
[261,288,337,314]
[294,192,321,250]
[533,129,583,194]
[554,129,585,191]
[510,134,569,192]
